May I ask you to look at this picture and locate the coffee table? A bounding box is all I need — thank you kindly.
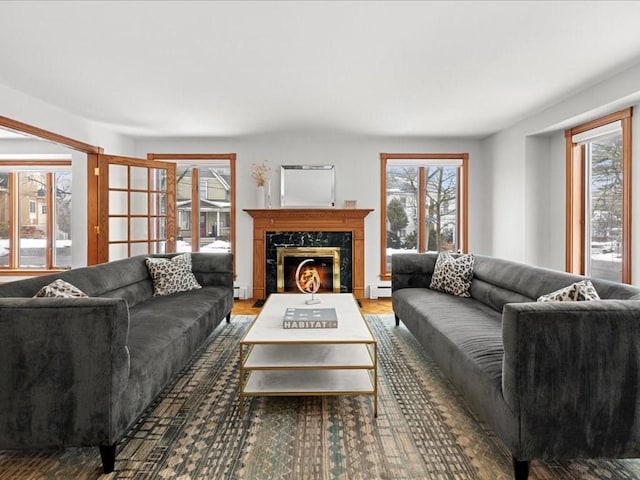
[239,293,377,416]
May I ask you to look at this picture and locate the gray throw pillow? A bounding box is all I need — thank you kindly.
[145,253,202,296]
[429,252,475,297]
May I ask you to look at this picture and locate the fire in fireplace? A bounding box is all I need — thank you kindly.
[276,247,341,294]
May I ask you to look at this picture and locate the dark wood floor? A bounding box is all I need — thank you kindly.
[232,297,393,315]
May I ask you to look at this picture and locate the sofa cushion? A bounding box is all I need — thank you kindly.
[429,252,474,297]
[472,255,589,302]
[392,286,520,452]
[113,285,229,434]
[468,279,534,313]
[537,279,601,302]
[34,279,88,298]
[145,253,202,296]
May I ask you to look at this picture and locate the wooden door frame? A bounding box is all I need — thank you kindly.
[96,154,177,264]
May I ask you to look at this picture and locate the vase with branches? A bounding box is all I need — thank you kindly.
[251,161,271,187]
[251,161,271,207]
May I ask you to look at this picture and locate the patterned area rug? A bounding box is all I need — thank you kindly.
[2,314,640,480]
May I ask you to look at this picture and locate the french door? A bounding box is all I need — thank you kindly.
[95,154,176,263]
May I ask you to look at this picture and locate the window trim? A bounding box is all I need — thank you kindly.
[565,107,633,283]
[380,152,469,280]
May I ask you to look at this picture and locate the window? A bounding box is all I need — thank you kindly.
[0,162,72,270]
[565,108,632,283]
[147,153,236,262]
[380,153,468,279]
[176,163,232,253]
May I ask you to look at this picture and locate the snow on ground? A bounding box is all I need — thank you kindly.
[0,239,71,256]
[200,239,231,252]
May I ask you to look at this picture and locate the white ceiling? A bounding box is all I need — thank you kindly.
[2,1,640,139]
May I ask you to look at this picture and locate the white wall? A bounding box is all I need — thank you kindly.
[524,135,551,266]
[0,83,137,272]
[6,58,640,287]
[483,60,640,285]
[0,83,490,292]
[134,133,488,297]
[0,83,134,156]
[547,132,568,270]
[70,150,88,267]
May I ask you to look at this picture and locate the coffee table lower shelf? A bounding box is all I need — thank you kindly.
[240,369,377,415]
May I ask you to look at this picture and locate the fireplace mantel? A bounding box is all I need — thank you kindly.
[244,208,373,299]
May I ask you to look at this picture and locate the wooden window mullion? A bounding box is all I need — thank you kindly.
[46,172,53,268]
[191,168,199,252]
[9,173,16,269]
[418,167,426,252]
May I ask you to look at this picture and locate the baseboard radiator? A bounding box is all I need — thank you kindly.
[233,283,248,300]
[369,283,392,299]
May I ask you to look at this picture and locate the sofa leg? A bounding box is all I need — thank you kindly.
[226,312,231,323]
[99,444,116,473]
[512,457,529,480]
[394,314,400,326]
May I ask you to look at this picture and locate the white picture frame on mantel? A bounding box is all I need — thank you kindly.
[280,165,335,208]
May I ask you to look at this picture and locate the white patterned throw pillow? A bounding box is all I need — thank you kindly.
[537,279,601,302]
[145,253,202,297]
[34,279,89,298]
[429,252,475,297]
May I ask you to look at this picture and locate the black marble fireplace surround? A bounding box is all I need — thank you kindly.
[265,231,353,296]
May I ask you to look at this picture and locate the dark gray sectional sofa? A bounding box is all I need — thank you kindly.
[0,252,234,473]
[392,252,640,480]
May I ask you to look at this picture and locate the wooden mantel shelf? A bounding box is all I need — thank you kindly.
[244,208,373,220]
[244,208,373,299]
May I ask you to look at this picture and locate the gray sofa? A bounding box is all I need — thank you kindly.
[392,252,640,480]
[0,252,234,473]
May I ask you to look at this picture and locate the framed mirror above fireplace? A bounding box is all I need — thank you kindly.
[280,165,335,207]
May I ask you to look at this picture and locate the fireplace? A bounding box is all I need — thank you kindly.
[244,208,373,299]
[277,247,341,293]
[266,231,351,296]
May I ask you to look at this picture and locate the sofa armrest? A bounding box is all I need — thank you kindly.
[191,252,234,288]
[0,297,130,449]
[502,300,640,459]
[391,252,438,291]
